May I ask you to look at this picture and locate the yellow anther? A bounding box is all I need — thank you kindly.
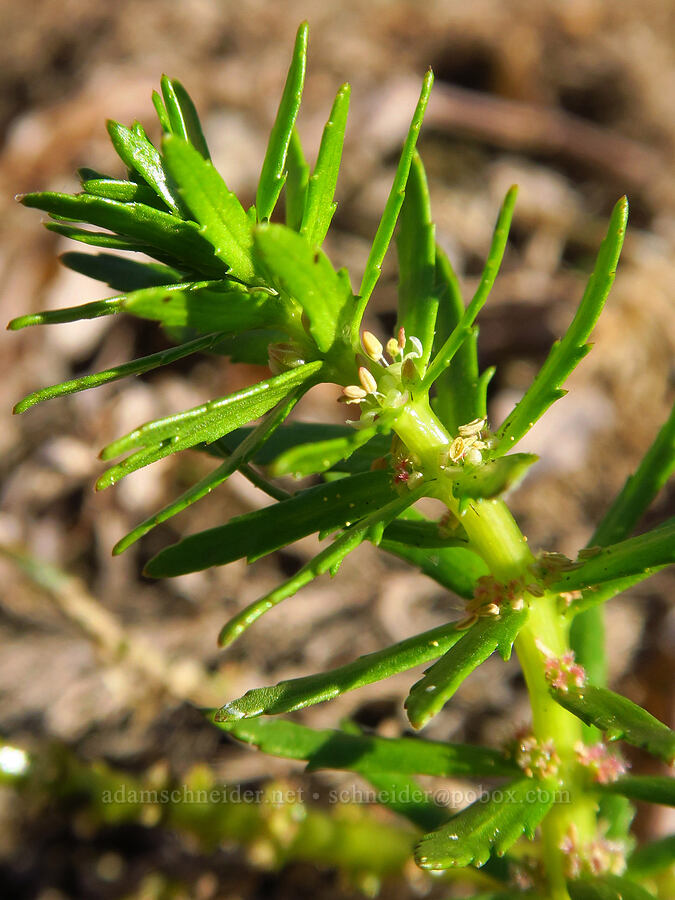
[358,366,378,394]
[458,417,487,437]
[362,331,384,362]
[342,384,367,403]
[385,338,399,361]
[449,437,466,462]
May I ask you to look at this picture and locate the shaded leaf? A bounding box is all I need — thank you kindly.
[60,251,184,292]
[122,281,286,335]
[591,400,675,548]
[396,151,436,368]
[380,532,489,600]
[626,835,675,878]
[421,186,517,391]
[284,128,309,231]
[430,245,484,433]
[568,875,657,900]
[212,714,517,778]
[598,775,675,807]
[144,469,398,577]
[45,222,154,252]
[268,419,391,477]
[20,191,225,275]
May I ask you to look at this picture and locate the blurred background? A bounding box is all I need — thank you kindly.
[0,1,673,897]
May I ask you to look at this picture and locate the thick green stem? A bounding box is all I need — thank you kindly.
[391,397,598,900]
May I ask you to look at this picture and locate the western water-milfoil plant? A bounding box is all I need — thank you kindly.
[10,23,675,900]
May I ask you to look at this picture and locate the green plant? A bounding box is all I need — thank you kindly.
[10,21,674,900]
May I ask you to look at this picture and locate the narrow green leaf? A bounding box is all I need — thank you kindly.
[96,361,323,489]
[353,69,434,337]
[396,151,436,367]
[568,876,657,900]
[160,75,211,159]
[254,223,354,352]
[284,128,309,231]
[106,120,182,213]
[256,22,308,222]
[598,775,675,807]
[566,573,657,619]
[216,621,467,720]
[114,391,302,554]
[152,90,171,133]
[551,684,675,765]
[146,469,397,577]
[20,192,225,275]
[81,177,166,207]
[60,252,184,292]
[421,186,518,391]
[626,835,675,878]
[45,222,153,252]
[572,402,675,692]
[122,281,285,335]
[405,609,528,730]
[269,419,390,478]
[380,536,489,600]
[13,332,224,414]
[552,518,675,592]
[212,329,286,365]
[355,770,449,832]
[593,400,675,547]
[431,246,485,433]
[496,197,628,454]
[445,454,538,505]
[300,83,350,247]
[217,483,426,647]
[7,296,125,330]
[382,518,469,549]
[162,135,255,282]
[415,777,556,869]
[208,422,382,465]
[213,713,516,778]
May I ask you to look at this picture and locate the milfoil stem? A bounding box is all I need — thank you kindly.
[391,397,596,900]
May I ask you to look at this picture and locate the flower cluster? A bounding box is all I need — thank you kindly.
[530,551,578,585]
[539,648,587,693]
[560,825,627,878]
[575,742,628,785]
[507,730,561,780]
[340,328,423,428]
[457,573,541,629]
[439,416,493,468]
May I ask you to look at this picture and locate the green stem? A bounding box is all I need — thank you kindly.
[390,397,597,900]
